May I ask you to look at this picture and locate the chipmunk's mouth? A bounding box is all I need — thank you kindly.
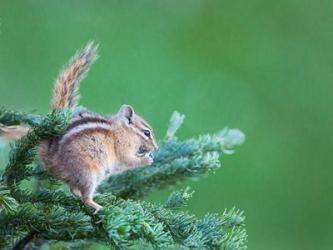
[136,146,153,158]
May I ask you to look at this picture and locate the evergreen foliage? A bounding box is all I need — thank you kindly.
[0,108,247,249]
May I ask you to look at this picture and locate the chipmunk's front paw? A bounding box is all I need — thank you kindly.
[142,154,154,166]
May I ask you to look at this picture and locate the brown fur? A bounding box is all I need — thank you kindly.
[39,107,157,212]
[51,42,98,110]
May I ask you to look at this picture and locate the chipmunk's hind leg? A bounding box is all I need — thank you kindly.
[82,191,103,213]
[60,135,105,213]
[79,178,103,213]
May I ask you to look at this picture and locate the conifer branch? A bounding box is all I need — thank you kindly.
[0,107,42,127]
[0,108,247,249]
[3,109,71,187]
[102,112,245,199]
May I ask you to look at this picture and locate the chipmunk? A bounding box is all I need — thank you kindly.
[0,42,158,212]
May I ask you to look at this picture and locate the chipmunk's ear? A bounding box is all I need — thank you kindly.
[119,105,135,125]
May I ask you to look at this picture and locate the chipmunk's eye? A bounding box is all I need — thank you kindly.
[143,129,151,137]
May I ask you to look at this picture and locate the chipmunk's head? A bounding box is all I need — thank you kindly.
[114,105,158,167]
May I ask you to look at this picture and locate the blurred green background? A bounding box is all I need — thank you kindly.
[1,1,332,249]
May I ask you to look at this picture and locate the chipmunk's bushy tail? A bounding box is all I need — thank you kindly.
[0,42,98,142]
[51,42,98,110]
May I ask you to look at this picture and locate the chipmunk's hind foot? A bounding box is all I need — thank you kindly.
[84,198,103,214]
